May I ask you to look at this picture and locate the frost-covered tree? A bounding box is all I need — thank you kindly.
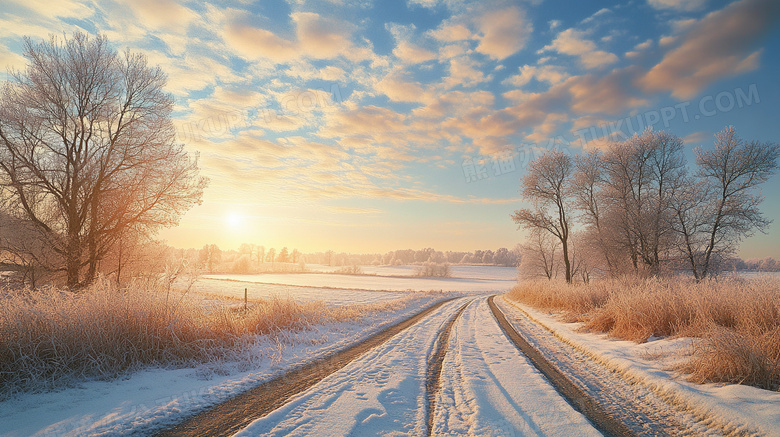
[0,33,206,287]
[678,127,779,279]
[512,150,575,282]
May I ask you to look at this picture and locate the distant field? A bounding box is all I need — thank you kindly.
[186,279,410,306]
[203,265,518,294]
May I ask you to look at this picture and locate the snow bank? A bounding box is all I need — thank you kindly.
[499,296,780,437]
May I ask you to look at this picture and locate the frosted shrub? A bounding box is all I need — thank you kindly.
[414,262,451,277]
[335,264,363,275]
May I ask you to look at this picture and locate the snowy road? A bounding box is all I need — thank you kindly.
[233,297,601,436]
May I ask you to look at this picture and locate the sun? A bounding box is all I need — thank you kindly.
[225,212,245,231]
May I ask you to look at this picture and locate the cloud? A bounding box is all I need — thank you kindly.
[3,0,92,20]
[504,64,569,87]
[126,0,197,33]
[224,24,298,63]
[525,113,568,143]
[639,0,780,99]
[443,56,490,88]
[223,11,366,64]
[569,68,648,115]
[475,6,532,59]
[647,0,707,12]
[412,89,494,119]
[393,41,436,64]
[375,72,431,103]
[326,206,383,214]
[682,131,709,145]
[541,28,618,69]
[625,39,653,58]
[429,23,472,42]
[0,43,26,72]
[293,12,355,59]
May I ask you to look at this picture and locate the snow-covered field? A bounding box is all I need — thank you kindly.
[306,264,520,281]
[187,278,411,306]
[0,294,446,436]
[205,265,517,294]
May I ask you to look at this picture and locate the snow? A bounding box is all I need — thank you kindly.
[204,267,516,294]
[498,296,780,437]
[235,297,597,436]
[233,298,470,436]
[305,264,520,281]
[187,278,410,306]
[0,294,445,436]
[433,297,601,436]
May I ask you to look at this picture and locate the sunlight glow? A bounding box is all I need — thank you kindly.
[225,212,245,232]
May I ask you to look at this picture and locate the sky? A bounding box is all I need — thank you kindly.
[1,0,779,257]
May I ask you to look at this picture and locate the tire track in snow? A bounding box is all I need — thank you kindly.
[230,298,473,436]
[155,296,458,437]
[433,297,602,436]
[487,295,635,437]
[425,300,471,436]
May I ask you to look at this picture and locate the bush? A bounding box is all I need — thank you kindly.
[335,264,363,275]
[413,262,451,277]
[231,255,252,274]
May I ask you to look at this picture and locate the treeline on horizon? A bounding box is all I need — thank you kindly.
[181,244,522,275]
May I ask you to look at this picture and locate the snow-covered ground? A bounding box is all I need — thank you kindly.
[0,294,445,436]
[205,265,516,294]
[187,278,410,306]
[434,297,600,436]
[498,296,780,437]
[306,264,520,281]
[235,297,599,436]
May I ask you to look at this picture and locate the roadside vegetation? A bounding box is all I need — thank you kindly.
[0,276,419,398]
[507,276,780,391]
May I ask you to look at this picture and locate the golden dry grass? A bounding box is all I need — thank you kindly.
[0,277,417,397]
[506,276,780,390]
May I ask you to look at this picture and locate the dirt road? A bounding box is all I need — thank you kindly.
[157,295,733,436]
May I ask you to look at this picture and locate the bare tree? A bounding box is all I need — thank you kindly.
[198,244,221,273]
[687,127,779,279]
[572,150,618,275]
[512,150,575,282]
[0,33,207,288]
[598,130,686,275]
[518,229,559,280]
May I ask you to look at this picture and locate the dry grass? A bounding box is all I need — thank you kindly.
[506,275,780,390]
[0,277,417,398]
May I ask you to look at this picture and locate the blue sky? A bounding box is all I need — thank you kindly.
[1,0,779,257]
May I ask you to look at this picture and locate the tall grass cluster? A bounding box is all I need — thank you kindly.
[0,277,412,398]
[506,276,780,391]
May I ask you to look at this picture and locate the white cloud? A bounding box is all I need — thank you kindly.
[640,0,778,99]
[541,28,618,69]
[475,6,532,59]
[648,0,708,12]
[504,64,569,87]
